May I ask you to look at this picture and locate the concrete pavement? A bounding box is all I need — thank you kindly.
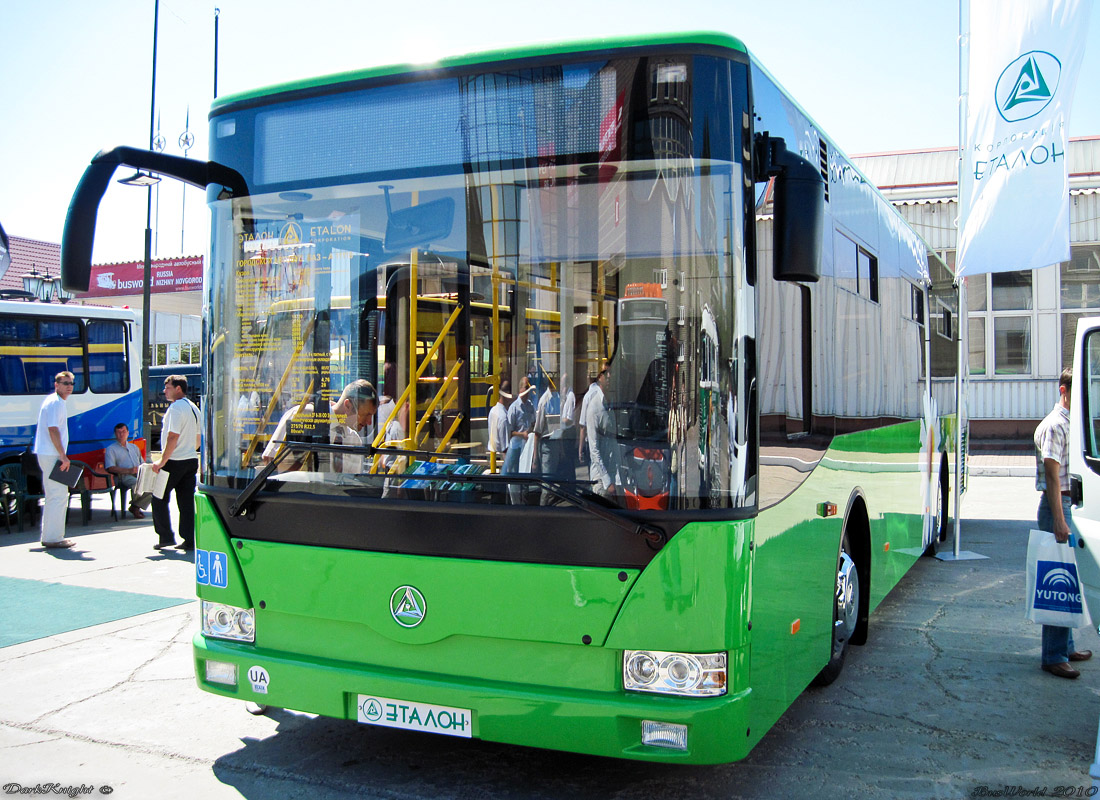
[2,478,1100,799]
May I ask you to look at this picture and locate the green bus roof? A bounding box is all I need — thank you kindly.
[211,31,746,114]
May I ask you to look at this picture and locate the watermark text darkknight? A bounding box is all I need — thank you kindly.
[2,784,99,799]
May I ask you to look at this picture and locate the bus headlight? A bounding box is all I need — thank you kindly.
[623,650,726,697]
[202,601,256,642]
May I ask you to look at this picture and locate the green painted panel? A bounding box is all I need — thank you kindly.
[236,539,636,648]
[750,484,837,735]
[212,31,747,113]
[194,634,755,764]
[604,519,750,654]
[195,493,251,609]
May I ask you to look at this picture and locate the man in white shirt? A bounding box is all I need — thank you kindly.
[105,422,152,519]
[586,363,616,497]
[1034,368,1093,678]
[487,380,512,473]
[35,371,75,548]
[151,374,201,551]
[261,380,378,474]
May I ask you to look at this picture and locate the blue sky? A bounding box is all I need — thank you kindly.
[1,0,1097,263]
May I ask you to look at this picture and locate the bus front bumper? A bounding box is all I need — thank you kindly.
[194,634,754,764]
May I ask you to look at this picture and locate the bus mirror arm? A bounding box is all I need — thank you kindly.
[753,132,823,284]
[61,146,248,293]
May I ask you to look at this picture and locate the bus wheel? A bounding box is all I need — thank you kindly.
[923,466,949,556]
[813,534,859,687]
[938,464,950,543]
[1,481,16,526]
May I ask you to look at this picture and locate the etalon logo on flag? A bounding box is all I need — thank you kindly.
[996,50,1062,122]
[1034,560,1083,612]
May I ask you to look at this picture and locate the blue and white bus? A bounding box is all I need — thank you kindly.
[0,300,142,469]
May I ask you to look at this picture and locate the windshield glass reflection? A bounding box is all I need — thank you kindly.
[207,161,748,510]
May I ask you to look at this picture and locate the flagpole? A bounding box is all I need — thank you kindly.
[939,0,987,562]
[955,0,967,560]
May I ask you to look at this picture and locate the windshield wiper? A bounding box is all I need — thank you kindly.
[228,438,368,516]
[229,443,667,550]
[374,470,666,549]
[508,474,667,549]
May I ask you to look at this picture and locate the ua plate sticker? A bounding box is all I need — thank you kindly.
[357,694,472,738]
[248,665,270,694]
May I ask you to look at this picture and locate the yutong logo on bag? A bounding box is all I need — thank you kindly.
[996,50,1061,123]
[1034,560,1083,612]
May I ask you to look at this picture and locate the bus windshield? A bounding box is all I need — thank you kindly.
[207,54,750,511]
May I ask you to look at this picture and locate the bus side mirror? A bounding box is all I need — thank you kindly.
[62,146,247,293]
[755,133,824,283]
[382,194,455,253]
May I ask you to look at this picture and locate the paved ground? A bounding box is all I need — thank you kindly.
[2,472,1100,799]
[968,450,1034,477]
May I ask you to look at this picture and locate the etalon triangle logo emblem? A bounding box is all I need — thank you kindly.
[390,585,426,627]
[996,50,1061,123]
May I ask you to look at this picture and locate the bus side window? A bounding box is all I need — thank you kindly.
[0,356,27,394]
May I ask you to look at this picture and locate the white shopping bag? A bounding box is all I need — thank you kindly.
[1025,529,1093,628]
[518,434,536,473]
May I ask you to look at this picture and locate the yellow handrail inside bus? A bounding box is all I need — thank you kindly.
[433,413,465,460]
[242,314,317,466]
[372,303,463,448]
[414,358,464,443]
[370,303,464,473]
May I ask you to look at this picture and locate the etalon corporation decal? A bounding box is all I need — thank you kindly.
[390,585,426,627]
[996,50,1061,123]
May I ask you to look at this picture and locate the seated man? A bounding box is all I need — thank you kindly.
[262,380,378,474]
[104,422,152,518]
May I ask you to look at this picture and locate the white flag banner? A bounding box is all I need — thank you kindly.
[957,0,1090,277]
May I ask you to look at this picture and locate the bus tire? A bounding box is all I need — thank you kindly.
[923,461,950,556]
[812,532,859,687]
[0,466,17,526]
[938,459,950,543]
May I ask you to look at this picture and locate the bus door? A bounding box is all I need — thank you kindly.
[1066,315,1100,621]
[380,262,473,459]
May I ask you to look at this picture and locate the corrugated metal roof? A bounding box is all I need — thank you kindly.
[853,148,959,192]
[853,137,1100,191]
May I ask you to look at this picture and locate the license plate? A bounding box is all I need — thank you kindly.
[356,694,473,738]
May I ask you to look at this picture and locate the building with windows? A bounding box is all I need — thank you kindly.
[854,136,1100,441]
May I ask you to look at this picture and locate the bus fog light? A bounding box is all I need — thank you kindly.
[203,601,256,642]
[205,660,238,686]
[623,650,727,697]
[641,720,688,750]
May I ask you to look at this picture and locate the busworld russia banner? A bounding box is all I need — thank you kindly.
[85,256,203,298]
[957,0,1090,277]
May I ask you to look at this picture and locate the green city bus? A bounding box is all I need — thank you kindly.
[62,31,963,764]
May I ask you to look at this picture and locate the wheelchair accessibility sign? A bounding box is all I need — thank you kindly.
[196,549,229,589]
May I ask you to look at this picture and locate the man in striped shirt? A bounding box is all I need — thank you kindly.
[1034,368,1092,678]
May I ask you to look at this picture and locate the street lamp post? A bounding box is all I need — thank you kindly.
[22,264,45,301]
[141,0,161,446]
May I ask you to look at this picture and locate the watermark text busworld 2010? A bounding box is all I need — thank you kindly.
[971,786,1098,798]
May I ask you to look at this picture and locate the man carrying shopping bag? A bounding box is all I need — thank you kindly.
[1033,368,1093,678]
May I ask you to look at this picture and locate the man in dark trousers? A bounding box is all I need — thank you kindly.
[1034,368,1093,678]
[151,374,201,551]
